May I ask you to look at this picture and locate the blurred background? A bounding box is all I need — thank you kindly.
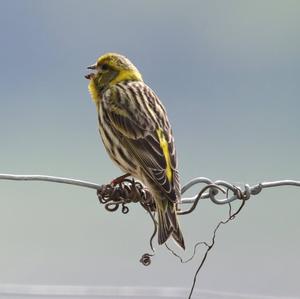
[0,0,299,298]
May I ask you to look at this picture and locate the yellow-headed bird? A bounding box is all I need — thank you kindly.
[85,53,185,249]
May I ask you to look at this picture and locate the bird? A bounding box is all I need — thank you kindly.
[85,53,185,249]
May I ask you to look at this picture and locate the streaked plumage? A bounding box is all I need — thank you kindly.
[86,53,185,249]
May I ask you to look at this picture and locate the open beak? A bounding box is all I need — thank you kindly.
[85,63,97,80]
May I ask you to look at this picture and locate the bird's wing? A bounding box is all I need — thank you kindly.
[102,82,180,202]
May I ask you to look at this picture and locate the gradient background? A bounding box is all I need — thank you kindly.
[0,0,300,298]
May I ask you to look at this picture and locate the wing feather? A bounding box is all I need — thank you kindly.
[102,82,180,202]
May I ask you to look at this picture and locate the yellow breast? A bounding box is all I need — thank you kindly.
[88,79,101,106]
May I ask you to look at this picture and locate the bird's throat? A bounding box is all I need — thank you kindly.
[88,78,101,106]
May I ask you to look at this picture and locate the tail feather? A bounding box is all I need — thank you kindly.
[167,204,185,250]
[157,202,185,250]
[172,225,185,250]
[157,208,173,245]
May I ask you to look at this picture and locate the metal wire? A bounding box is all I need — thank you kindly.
[180,177,300,204]
[1,173,299,299]
[1,173,299,206]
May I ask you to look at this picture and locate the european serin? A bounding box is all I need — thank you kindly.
[85,53,185,249]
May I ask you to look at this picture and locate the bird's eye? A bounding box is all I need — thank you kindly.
[101,63,109,71]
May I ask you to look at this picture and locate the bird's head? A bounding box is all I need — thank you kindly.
[85,53,143,103]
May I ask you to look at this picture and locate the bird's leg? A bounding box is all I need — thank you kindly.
[110,173,131,186]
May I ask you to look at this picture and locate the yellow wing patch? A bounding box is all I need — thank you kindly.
[157,128,173,183]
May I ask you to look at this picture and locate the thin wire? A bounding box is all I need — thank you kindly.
[1,173,299,206]
[0,174,101,189]
[1,173,300,299]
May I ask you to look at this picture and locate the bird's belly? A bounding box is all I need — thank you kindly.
[98,119,137,175]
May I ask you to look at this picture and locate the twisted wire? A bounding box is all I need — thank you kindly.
[1,174,299,207]
[1,173,299,297]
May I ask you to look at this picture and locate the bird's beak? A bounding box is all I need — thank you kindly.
[87,64,97,70]
[85,64,97,80]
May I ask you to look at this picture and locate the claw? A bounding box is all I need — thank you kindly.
[110,173,131,186]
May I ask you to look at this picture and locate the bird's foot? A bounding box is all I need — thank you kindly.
[110,173,131,186]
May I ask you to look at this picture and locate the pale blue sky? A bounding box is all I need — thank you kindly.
[0,1,299,298]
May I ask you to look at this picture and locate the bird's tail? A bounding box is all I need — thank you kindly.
[157,202,185,250]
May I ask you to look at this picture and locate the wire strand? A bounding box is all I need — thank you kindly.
[1,173,299,205]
